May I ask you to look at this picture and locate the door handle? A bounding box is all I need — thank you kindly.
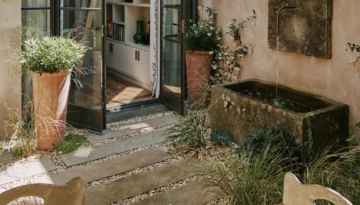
[172,23,180,26]
[89,26,101,31]
[138,50,140,61]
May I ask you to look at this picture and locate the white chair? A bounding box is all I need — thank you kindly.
[0,177,85,205]
[283,173,352,205]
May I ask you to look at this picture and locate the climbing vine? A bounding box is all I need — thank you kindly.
[346,43,360,66]
[211,10,257,84]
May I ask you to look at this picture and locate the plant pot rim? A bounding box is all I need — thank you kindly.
[185,50,213,54]
[30,70,71,76]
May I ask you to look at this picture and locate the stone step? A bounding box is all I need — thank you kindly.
[60,130,168,166]
[31,148,171,185]
[132,183,215,205]
[0,158,56,185]
[0,151,15,166]
[84,158,201,205]
[87,115,178,142]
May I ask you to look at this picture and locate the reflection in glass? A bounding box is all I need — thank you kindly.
[21,0,50,7]
[61,0,101,8]
[60,9,103,109]
[163,0,181,6]
[21,10,51,37]
[163,8,179,41]
[163,40,181,94]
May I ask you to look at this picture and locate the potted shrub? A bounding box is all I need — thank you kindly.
[19,36,86,150]
[184,6,221,102]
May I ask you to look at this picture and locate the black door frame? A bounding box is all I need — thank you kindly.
[159,0,197,115]
[55,0,107,133]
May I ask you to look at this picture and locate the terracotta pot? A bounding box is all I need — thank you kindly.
[31,71,71,150]
[185,51,214,102]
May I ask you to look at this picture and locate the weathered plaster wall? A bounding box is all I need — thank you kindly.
[199,0,360,136]
[0,0,22,139]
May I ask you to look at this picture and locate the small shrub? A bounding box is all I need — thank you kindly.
[165,109,209,148]
[55,133,89,154]
[200,146,287,204]
[346,122,360,146]
[210,131,232,145]
[11,147,24,158]
[235,128,301,162]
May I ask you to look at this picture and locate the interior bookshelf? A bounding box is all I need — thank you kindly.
[106,0,150,51]
[106,0,153,91]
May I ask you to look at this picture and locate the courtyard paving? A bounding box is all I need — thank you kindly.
[0,113,212,204]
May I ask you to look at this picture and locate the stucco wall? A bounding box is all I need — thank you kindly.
[199,0,360,136]
[0,0,22,139]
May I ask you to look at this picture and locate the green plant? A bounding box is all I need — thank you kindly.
[3,100,66,158]
[210,131,232,145]
[18,36,87,75]
[55,133,89,154]
[346,43,360,66]
[235,128,301,162]
[165,109,209,148]
[295,146,360,204]
[184,6,221,52]
[11,146,24,158]
[346,122,360,146]
[211,10,256,84]
[200,146,287,204]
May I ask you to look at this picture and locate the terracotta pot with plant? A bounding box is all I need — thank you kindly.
[19,37,86,150]
[184,6,221,102]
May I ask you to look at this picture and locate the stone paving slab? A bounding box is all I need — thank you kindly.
[31,148,171,185]
[0,158,56,185]
[60,130,167,166]
[84,158,201,205]
[0,152,15,166]
[132,183,215,205]
[87,115,178,142]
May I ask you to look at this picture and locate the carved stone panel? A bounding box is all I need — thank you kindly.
[268,0,332,59]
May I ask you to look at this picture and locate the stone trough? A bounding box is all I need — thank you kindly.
[210,79,349,156]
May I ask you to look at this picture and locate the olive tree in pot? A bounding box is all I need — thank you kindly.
[19,36,86,150]
[184,6,221,102]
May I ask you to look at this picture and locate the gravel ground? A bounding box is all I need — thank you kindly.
[0,110,230,204]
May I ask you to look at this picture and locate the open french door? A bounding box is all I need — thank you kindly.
[57,0,106,132]
[160,0,197,114]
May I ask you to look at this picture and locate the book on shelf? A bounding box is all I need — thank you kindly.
[113,24,117,40]
[107,20,113,38]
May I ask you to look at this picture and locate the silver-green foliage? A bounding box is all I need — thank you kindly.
[201,146,286,205]
[19,36,87,75]
[165,109,209,148]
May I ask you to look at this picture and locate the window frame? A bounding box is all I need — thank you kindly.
[21,0,56,35]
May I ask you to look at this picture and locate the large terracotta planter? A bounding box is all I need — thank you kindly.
[185,51,214,102]
[31,71,71,150]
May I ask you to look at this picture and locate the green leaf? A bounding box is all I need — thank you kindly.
[355,122,360,128]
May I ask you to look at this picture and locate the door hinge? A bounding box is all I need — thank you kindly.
[102,25,105,37]
[181,20,185,34]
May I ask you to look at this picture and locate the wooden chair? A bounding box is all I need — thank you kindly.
[0,177,85,205]
[283,173,352,205]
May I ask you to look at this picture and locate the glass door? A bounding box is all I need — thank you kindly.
[160,0,197,114]
[160,0,184,114]
[58,0,106,132]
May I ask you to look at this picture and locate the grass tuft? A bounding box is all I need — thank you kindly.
[55,133,89,154]
[10,146,24,158]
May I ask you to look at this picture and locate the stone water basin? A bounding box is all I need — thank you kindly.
[210,79,349,156]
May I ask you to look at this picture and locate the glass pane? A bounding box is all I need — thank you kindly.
[163,40,181,94]
[61,0,101,8]
[163,0,181,6]
[21,10,51,39]
[21,0,50,7]
[163,8,179,40]
[61,9,103,109]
